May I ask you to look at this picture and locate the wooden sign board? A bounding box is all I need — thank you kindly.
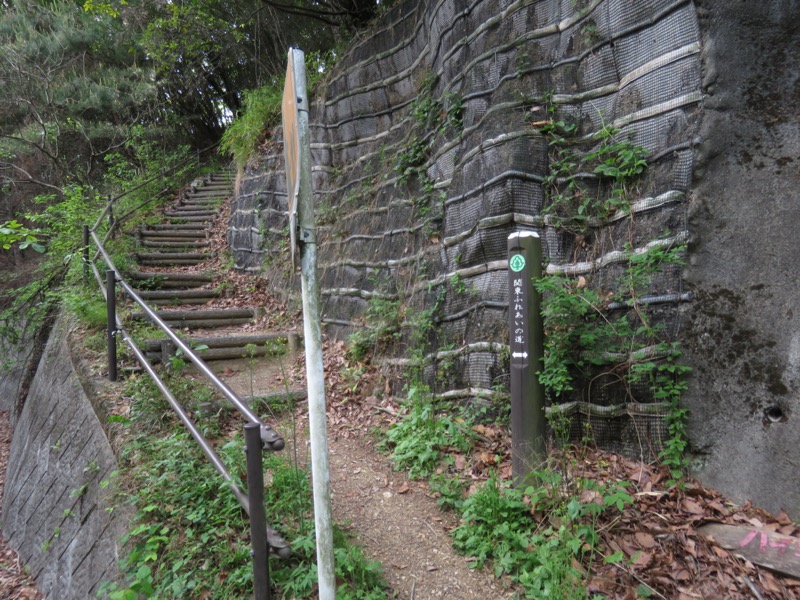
[282,48,301,268]
[699,522,800,579]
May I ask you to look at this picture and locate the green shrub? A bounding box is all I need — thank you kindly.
[221,82,283,167]
[452,470,632,599]
[383,385,472,479]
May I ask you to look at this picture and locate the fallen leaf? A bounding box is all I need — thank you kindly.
[633,551,652,568]
[711,546,729,559]
[682,498,704,515]
[635,532,656,549]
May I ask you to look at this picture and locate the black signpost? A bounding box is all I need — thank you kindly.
[507,231,546,481]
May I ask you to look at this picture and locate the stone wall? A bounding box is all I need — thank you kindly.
[229,0,800,516]
[230,0,700,444]
[1,314,126,598]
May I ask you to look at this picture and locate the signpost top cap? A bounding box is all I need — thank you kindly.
[508,231,540,240]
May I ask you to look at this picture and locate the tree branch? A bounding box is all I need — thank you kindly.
[0,163,63,193]
[0,134,66,173]
[258,0,345,25]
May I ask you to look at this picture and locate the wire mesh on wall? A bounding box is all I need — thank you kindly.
[228,0,701,460]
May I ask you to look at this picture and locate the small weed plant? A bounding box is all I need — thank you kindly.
[383,384,472,479]
[451,466,632,599]
[100,374,386,599]
[346,295,401,362]
[536,98,648,233]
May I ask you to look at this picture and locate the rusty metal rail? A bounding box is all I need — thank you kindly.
[85,169,287,599]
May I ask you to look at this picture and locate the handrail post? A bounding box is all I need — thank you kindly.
[107,195,115,238]
[106,270,118,382]
[82,225,90,281]
[245,423,271,600]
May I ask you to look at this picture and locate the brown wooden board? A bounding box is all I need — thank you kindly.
[699,523,800,580]
[282,48,300,267]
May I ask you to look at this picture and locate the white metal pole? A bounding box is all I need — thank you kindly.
[292,48,336,600]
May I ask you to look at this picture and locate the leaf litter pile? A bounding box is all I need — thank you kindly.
[283,340,800,599]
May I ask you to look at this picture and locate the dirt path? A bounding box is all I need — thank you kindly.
[0,411,43,600]
[224,352,514,600]
[327,431,510,599]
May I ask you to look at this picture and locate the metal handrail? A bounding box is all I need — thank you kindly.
[85,168,290,597]
[90,142,219,232]
[90,230,284,450]
[87,262,291,555]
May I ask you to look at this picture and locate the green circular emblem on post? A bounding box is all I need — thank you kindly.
[509,254,526,272]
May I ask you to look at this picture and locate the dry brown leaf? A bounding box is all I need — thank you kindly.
[682,498,704,515]
[635,532,656,549]
[711,545,729,559]
[633,551,653,568]
[761,572,784,594]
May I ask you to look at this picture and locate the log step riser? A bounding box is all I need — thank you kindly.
[130,272,213,282]
[168,216,213,223]
[141,242,209,248]
[146,224,209,231]
[141,232,207,239]
[144,333,296,352]
[138,259,208,266]
[135,290,220,300]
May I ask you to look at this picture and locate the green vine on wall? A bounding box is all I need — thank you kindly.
[536,244,690,477]
[536,98,647,233]
[534,100,689,476]
[393,71,462,218]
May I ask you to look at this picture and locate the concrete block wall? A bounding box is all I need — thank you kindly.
[2,314,127,598]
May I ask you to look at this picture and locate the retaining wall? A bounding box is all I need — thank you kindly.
[1,314,126,598]
[682,0,800,517]
[230,0,700,452]
[229,0,800,516]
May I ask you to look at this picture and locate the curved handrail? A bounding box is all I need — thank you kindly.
[91,141,220,232]
[84,169,291,570]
